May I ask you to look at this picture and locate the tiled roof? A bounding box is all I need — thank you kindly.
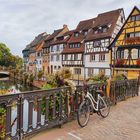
[23,32,48,52]
[30,32,48,46]
[76,18,96,31]
[62,18,95,53]
[85,8,123,41]
[45,29,63,41]
[50,36,70,45]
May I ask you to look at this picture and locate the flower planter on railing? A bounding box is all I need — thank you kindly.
[125,37,140,45]
[0,107,6,139]
[136,59,140,67]
[115,59,125,67]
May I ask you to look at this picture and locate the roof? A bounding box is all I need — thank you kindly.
[50,36,70,45]
[50,30,74,45]
[85,8,123,41]
[108,6,140,49]
[30,32,48,47]
[23,32,48,52]
[76,18,96,31]
[45,29,63,41]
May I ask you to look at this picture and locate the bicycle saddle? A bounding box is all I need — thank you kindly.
[96,90,104,95]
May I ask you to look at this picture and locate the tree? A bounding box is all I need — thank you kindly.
[0,43,23,68]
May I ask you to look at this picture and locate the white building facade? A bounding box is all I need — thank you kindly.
[84,9,125,78]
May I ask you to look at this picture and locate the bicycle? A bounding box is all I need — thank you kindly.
[77,89,110,127]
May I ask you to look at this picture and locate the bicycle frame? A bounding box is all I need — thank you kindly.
[85,91,106,111]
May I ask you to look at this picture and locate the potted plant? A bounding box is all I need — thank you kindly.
[136,59,140,67]
[115,59,124,67]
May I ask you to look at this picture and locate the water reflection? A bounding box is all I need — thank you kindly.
[0,77,39,136]
[0,77,38,95]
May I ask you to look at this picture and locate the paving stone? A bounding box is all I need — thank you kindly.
[31,96,140,140]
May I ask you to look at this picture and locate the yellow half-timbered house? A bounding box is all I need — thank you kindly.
[109,6,140,79]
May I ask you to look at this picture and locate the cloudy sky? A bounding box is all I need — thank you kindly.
[0,0,140,57]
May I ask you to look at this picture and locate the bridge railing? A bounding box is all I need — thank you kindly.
[110,79,139,104]
[0,80,138,140]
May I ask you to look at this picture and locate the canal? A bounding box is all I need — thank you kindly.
[0,77,39,137]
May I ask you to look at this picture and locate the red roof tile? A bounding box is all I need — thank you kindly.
[85,8,123,41]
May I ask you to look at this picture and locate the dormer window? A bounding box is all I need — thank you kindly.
[102,27,107,33]
[69,43,80,48]
[74,32,79,37]
[83,30,88,36]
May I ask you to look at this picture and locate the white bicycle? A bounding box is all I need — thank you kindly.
[77,90,110,127]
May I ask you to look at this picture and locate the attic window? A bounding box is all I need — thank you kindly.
[131,16,135,22]
[102,27,107,33]
[74,32,79,37]
[83,30,88,36]
[108,24,112,28]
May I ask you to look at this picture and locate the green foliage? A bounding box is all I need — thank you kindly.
[87,73,108,84]
[113,74,127,81]
[37,70,44,80]
[56,68,72,79]
[0,43,23,68]
[42,83,54,90]
[46,74,57,86]
[28,74,34,85]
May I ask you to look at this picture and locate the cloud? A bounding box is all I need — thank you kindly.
[0,0,139,56]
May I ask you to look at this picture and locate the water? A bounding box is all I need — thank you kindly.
[0,77,39,136]
[0,77,38,95]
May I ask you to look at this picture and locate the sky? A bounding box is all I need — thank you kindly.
[0,0,140,57]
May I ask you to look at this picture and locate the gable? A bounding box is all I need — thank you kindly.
[109,6,140,48]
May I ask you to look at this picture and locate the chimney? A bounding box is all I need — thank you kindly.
[63,24,67,28]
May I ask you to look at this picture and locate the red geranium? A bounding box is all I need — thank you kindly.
[116,59,124,66]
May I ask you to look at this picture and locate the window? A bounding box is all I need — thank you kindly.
[51,55,54,61]
[99,69,105,75]
[40,60,41,64]
[54,66,57,69]
[126,33,134,38]
[69,43,80,48]
[94,41,101,47]
[58,66,61,69]
[124,49,128,59]
[136,15,140,21]
[99,54,105,61]
[56,55,60,61]
[56,45,59,51]
[74,32,79,37]
[121,17,124,23]
[65,54,68,60]
[74,54,78,60]
[132,49,138,59]
[90,54,96,62]
[83,31,88,35]
[88,68,94,76]
[131,16,135,22]
[51,46,54,52]
[74,68,81,75]
[135,32,140,37]
[102,27,107,33]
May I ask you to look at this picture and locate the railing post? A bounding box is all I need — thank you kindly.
[18,94,24,140]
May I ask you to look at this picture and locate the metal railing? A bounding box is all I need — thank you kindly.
[110,79,139,104]
[0,80,138,139]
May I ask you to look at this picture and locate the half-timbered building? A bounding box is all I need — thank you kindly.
[22,32,48,73]
[109,6,140,79]
[85,8,125,78]
[42,25,69,74]
[62,19,95,80]
[49,30,73,73]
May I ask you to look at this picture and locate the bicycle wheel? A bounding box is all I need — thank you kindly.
[98,96,110,118]
[77,98,90,127]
